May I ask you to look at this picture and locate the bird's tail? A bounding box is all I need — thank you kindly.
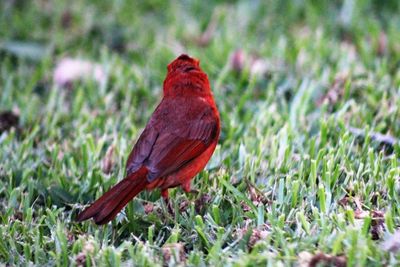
[76,167,148,225]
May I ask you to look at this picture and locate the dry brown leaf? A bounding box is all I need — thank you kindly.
[61,9,72,29]
[143,202,154,214]
[298,251,347,267]
[353,197,385,239]
[240,200,251,212]
[75,238,95,267]
[75,252,86,267]
[0,110,19,134]
[162,243,186,265]
[101,145,115,174]
[179,199,190,212]
[248,226,269,249]
[370,210,385,240]
[317,73,347,107]
[248,184,268,206]
[338,196,349,206]
[340,196,385,240]
[233,219,252,240]
[194,193,211,213]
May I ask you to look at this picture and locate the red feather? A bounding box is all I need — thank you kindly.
[76,167,147,225]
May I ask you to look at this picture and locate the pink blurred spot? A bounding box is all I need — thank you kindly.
[53,58,106,87]
[230,49,246,72]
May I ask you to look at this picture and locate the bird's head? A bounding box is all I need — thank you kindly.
[163,54,211,97]
[167,54,200,74]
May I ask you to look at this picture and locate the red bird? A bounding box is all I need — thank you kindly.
[77,54,220,225]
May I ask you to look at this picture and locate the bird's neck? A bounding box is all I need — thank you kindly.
[163,71,212,99]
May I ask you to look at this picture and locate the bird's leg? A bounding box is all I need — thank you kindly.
[161,189,169,199]
[182,181,199,195]
[161,189,174,215]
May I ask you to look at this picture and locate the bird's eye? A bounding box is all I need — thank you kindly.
[183,66,196,73]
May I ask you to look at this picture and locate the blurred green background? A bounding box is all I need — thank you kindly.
[1,0,400,266]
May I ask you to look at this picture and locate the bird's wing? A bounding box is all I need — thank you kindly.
[126,98,218,182]
[126,126,159,175]
[144,119,218,181]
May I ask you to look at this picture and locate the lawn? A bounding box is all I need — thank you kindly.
[1,0,400,266]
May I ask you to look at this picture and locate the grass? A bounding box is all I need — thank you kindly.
[1,0,400,266]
